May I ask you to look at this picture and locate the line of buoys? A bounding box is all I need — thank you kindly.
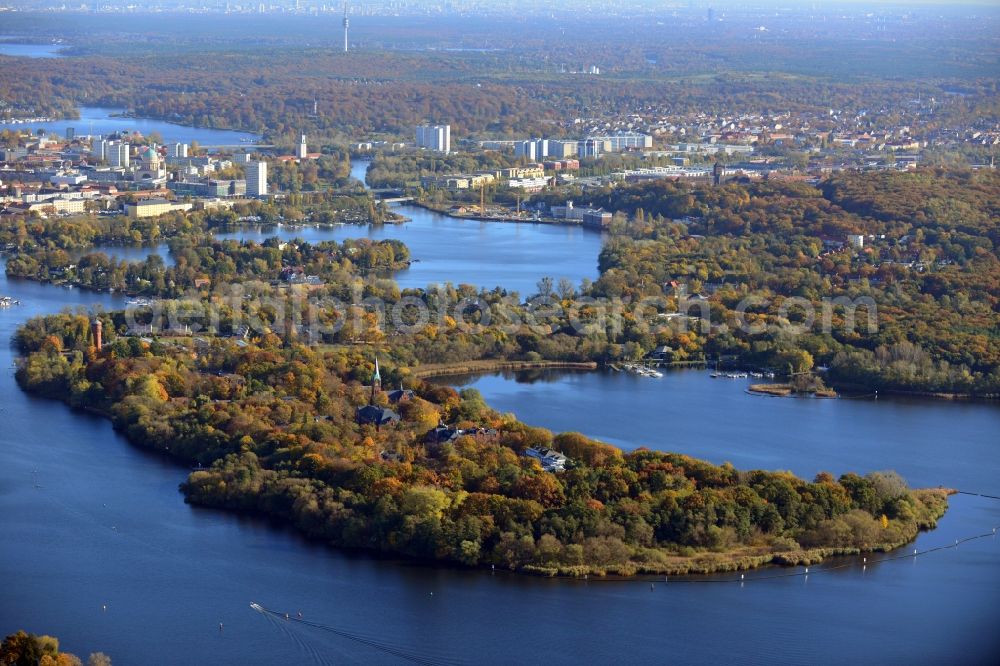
[584,527,1000,585]
[568,490,1000,586]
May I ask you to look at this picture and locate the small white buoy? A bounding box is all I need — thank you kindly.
[804,567,809,574]
[914,548,918,555]
[102,604,106,612]
[740,574,744,580]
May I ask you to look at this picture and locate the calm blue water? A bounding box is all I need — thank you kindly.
[0,165,997,663]
[440,369,1000,497]
[0,42,66,58]
[0,106,259,145]
[211,161,604,295]
[215,207,601,295]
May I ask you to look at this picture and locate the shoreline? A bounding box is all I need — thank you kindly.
[192,488,952,580]
[748,383,838,398]
[828,380,999,402]
[11,349,955,581]
[413,359,598,379]
[407,199,598,229]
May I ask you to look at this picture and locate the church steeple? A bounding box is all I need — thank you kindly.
[370,356,382,404]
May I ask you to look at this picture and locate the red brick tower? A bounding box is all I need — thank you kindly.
[92,318,103,350]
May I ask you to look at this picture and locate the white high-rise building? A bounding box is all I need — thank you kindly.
[514,138,550,160]
[514,140,537,161]
[109,141,130,168]
[415,124,451,154]
[246,161,268,198]
[296,134,308,159]
[535,138,549,158]
[169,142,189,158]
[91,139,108,162]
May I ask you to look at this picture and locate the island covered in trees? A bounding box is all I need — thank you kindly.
[16,310,949,576]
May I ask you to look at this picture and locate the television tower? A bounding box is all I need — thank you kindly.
[342,2,349,54]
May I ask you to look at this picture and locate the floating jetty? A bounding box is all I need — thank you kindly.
[621,363,663,378]
[0,296,21,307]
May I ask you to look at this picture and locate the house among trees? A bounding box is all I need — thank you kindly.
[425,424,461,445]
[646,345,674,361]
[523,447,569,472]
[425,424,499,446]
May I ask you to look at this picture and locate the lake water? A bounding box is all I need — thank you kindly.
[0,106,260,145]
[211,160,604,295]
[440,368,1000,500]
[0,160,998,662]
[0,42,66,58]
[214,209,600,295]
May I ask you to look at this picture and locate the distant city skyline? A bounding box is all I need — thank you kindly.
[2,0,998,11]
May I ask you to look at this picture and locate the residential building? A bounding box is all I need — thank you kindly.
[246,160,268,198]
[90,139,108,162]
[523,447,569,472]
[547,140,577,158]
[514,140,537,161]
[507,176,549,192]
[498,166,545,179]
[169,179,246,198]
[108,141,130,169]
[581,209,613,229]
[415,124,451,153]
[296,134,308,160]
[588,132,653,152]
[577,138,605,158]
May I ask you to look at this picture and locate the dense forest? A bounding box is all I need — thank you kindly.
[1,9,997,141]
[4,168,997,395]
[581,168,1000,395]
[14,312,948,576]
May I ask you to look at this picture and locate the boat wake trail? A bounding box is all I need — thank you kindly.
[253,603,334,666]
[250,602,464,666]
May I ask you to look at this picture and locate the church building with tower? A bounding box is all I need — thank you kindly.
[355,357,400,428]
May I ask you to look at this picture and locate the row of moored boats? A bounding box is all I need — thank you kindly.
[710,371,775,379]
